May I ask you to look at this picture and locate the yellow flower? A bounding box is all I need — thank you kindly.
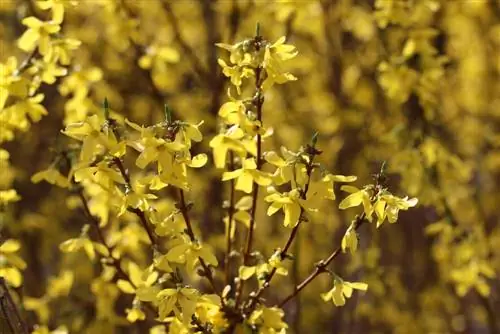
[63,114,121,163]
[263,150,294,185]
[31,325,68,334]
[59,225,109,261]
[338,185,373,218]
[37,0,71,24]
[209,125,254,169]
[159,237,218,273]
[44,37,81,65]
[378,193,418,226]
[17,16,61,55]
[321,277,368,306]
[116,178,157,217]
[249,306,288,333]
[126,306,146,323]
[0,239,27,287]
[0,57,29,110]
[217,59,254,94]
[314,174,357,200]
[28,60,68,84]
[341,223,358,254]
[217,101,267,137]
[262,36,298,90]
[265,188,309,228]
[0,189,21,206]
[116,262,160,303]
[222,158,272,193]
[157,286,199,324]
[32,166,70,188]
[138,45,180,69]
[2,94,48,132]
[216,40,254,66]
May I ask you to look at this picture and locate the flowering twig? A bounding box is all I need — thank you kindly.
[278,163,387,307]
[177,189,223,302]
[73,178,159,319]
[278,212,367,307]
[224,152,236,287]
[236,26,266,307]
[113,157,158,248]
[244,137,320,312]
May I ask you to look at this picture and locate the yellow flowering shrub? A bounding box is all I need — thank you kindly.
[1,1,499,333]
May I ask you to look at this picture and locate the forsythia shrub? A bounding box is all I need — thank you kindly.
[0,1,498,333]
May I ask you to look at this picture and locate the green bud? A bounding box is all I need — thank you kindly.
[164,104,173,124]
[103,97,109,119]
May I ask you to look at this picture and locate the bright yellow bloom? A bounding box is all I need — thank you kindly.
[265,188,310,228]
[32,166,70,188]
[0,57,29,110]
[0,239,27,287]
[17,16,61,55]
[0,189,21,206]
[222,158,271,193]
[159,237,218,273]
[63,114,124,163]
[157,286,199,324]
[116,262,160,303]
[209,125,254,169]
[262,36,298,90]
[321,277,368,306]
[249,306,288,333]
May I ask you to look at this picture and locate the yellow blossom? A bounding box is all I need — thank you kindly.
[222,157,272,193]
[321,277,368,306]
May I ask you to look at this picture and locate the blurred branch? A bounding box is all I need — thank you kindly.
[160,0,208,81]
[13,49,37,77]
[0,278,30,334]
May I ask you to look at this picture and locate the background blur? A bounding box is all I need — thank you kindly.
[1,0,500,333]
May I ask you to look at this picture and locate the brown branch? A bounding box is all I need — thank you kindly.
[177,189,222,300]
[244,144,318,313]
[278,212,368,307]
[13,49,37,77]
[234,62,265,307]
[112,157,158,248]
[0,278,30,334]
[75,185,159,319]
[278,164,387,308]
[224,153,236,287]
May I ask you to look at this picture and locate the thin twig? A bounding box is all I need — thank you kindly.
[113,157,158,248]
[0,278,30,334]
[278,165,386,307]
[278,212,367,307]
[75,184,158,318]
[224,153,236,287]
[244,148,317,313]
[235,34,266,306]
[177,189,222,301]
[13,49,37,77]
